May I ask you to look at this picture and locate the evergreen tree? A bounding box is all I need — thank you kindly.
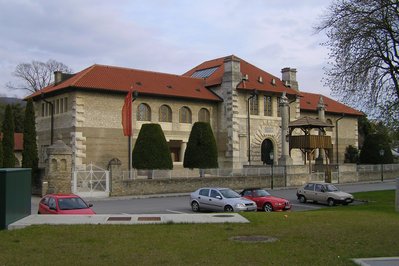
[359,133,393,164]
[184,122,218,169]
[22,99,39,183]
[2,105,15,167]
[132,123,173,170]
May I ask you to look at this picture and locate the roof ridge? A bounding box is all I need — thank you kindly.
[68,65,98,86]
[91,63,205,81]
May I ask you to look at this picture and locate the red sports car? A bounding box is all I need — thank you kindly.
[240,188,291,212]
[38,194,96,215]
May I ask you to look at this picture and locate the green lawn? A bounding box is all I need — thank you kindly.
[0,191,398,266]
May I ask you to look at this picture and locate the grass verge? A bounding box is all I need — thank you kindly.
[0,190,398,266]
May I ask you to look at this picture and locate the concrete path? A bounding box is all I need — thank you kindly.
[8,213,249,230]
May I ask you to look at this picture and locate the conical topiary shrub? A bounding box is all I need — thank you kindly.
[184,122,218,170]
[132,123,173,170]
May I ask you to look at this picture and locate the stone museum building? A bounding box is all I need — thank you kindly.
[28,55,363,172]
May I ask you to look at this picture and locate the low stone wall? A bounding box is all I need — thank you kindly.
[110,164,399,196]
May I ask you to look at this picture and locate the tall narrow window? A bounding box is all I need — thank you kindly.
[55,99,60,114]
[179,106,192,123]
[63,97,68,112]
[137,103,151,121]
[250,95,258,115]
[198,108,210,123]
[159,105,172,122]
[264,96,272,116]
[277,97,281,117]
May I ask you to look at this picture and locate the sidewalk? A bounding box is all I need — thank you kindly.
[8,213,250,230]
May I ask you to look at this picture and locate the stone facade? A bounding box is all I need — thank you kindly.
[33,56,361,175]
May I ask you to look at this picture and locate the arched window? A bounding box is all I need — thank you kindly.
[159,105,172,122]
[179,106,192,123]
[137,103,151,121]
[198,108,210,123]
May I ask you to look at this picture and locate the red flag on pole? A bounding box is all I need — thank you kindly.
[122,90,132,136]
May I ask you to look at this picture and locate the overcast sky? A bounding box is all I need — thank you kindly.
[0,0,333,99]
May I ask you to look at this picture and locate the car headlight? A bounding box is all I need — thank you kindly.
[236,203,246,208]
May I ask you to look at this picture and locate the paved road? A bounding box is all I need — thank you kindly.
[31,180,397,214]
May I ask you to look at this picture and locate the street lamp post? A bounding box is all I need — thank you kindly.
[247,89,258,165]
[270,152,274,190]
[379,149,385,182]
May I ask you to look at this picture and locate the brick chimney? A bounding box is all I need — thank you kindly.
[281,67,298,90]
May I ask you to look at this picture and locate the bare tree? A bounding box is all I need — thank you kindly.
[7,59,72,93]
[316,0,399,126]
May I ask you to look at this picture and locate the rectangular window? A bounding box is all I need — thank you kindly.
[264,96,272,116]
[64,97,68,112]
[277,97,281,117]
[55,99,60,114]
[250,95,258,115]
[60,98,64,113]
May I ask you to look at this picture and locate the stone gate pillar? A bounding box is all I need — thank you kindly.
[42,135,73,195]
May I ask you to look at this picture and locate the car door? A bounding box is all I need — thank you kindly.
[47,196,59,214]
[196,188,211,210]
[314,184,328,203]
[209,189,224,211]
[302,183,316,201]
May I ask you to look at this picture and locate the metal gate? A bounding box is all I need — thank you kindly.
[73,163,110,198]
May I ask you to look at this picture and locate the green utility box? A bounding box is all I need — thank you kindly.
[0,168,31,230]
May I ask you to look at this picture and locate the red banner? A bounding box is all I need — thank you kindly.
[122,90,132,136]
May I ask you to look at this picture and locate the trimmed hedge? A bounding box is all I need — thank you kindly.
[184,122,218,169]
[132,123,173,169]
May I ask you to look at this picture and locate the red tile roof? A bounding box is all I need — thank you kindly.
[183,55,301,96]
[28,65,222,102]
[0,133,23,151]
[300,92,363,116]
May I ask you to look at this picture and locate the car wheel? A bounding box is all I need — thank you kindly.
[327,198,335,207]
[298,195,306,203]
[224,205,234,212]
[191,201,200,212]
[263,203,273,212]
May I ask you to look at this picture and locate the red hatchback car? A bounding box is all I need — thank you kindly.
[240,188,291,212]
[38,194,96,215]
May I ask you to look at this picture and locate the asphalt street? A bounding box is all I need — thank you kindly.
[31,179,397,214]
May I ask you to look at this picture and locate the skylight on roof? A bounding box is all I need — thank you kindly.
[191,67,218,78]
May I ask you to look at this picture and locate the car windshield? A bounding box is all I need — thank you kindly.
[58,197,89,210]
[325,184,339,192]
[255,189,271,197]
[220,189,240,198]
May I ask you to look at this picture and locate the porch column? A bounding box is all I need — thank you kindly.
[278,92,293,165]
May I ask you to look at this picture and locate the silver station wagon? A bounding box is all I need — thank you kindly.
[296,182,354,206]
[190,187,257,212]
